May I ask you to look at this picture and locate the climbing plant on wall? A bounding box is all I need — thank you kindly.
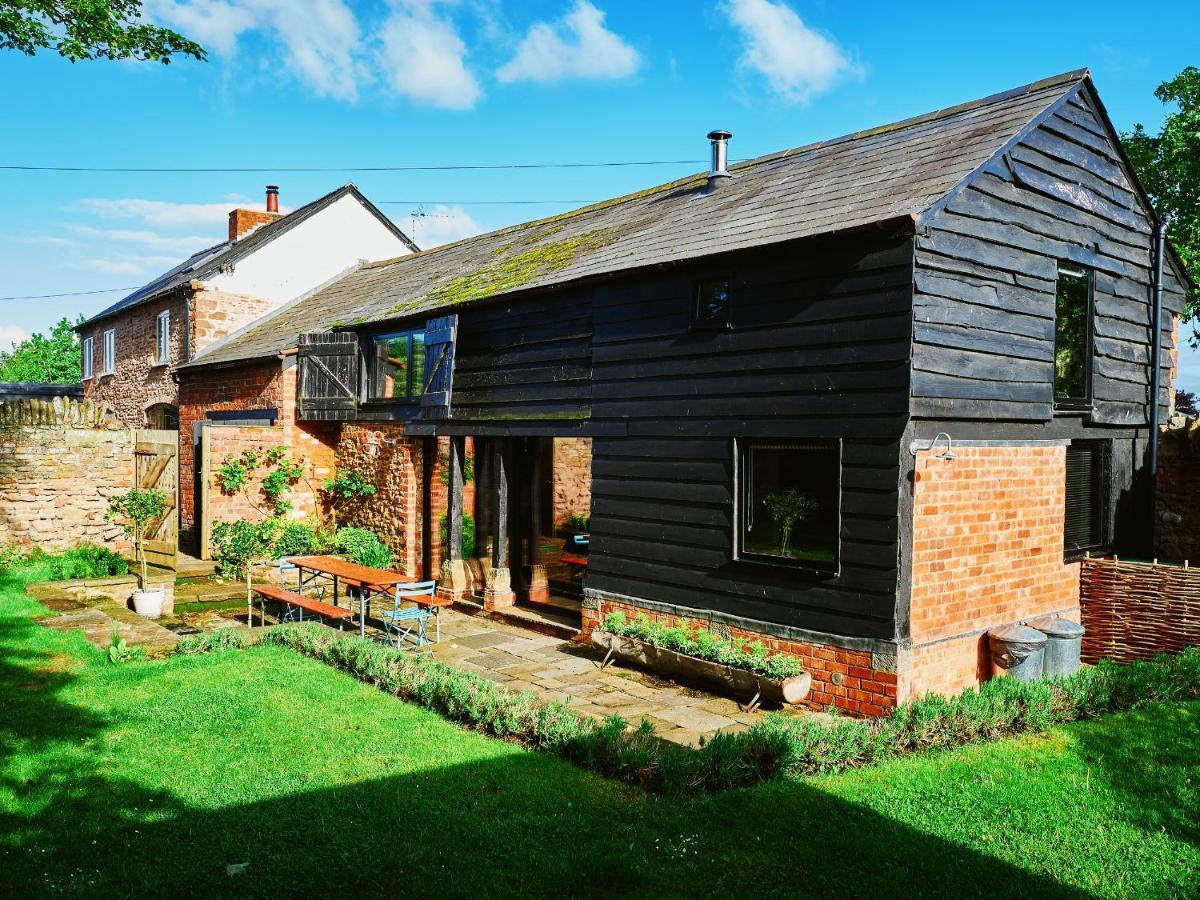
[215,446,304,515]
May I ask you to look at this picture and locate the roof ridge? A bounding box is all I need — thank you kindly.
[349,69,1090,279]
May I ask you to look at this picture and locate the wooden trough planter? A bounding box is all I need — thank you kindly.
[591,630,812,710]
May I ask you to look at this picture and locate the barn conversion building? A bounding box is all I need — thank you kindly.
[176,70,1191,712]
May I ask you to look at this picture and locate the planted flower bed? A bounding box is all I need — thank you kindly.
[593,612,811,708]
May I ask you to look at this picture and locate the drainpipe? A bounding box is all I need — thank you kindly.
[1149,217,1169,477]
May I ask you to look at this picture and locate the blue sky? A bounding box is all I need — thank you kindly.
[1,0,1196,387]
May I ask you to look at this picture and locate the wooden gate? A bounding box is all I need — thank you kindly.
[135,429,179,569]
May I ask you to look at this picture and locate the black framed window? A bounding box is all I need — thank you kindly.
[738,440,839,570]
[1064,440,1108,555]
[692,279,732,330]
[370,330,425,401]
[1054,263,1093,405]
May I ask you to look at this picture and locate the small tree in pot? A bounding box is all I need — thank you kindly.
[762,490,817,557]
[107,488,169,618]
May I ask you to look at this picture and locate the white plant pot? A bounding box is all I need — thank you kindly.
[132,588,166,619]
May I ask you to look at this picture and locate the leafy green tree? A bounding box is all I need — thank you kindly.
[0,1,205,63]
[0,316,82,383]
[1122,67,1200,335]
[762,490,817,556]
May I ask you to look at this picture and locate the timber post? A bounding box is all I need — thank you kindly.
[484,438,516,610]
[438,435,470,602]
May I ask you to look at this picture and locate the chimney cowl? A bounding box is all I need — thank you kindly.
[707,130,732,183]
[266,184,280,213]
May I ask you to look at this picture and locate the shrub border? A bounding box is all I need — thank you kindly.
[209,625,1200,796]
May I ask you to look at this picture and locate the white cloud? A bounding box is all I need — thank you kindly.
[497,1,639,85]
[0,324,28,350]
[147,0,364,100]
[77,260,146,275]
[6,234,78,248]
[73,197,234,231]
[376,1,482,110]
[722,0,858,104]
[404,205,484,248]
[69,225,215,255]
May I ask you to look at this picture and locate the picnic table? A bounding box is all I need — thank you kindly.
[286,555,417,638]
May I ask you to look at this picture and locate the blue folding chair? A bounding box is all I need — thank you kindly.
[380,581,438,651]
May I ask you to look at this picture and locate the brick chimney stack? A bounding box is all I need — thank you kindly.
[228,185,282,242]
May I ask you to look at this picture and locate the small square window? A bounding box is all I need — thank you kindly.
[1055,263,1093,405]
[692,279,732,330]
[371,330,425,400]
[102,329,116,375]
[81,336,94,380]
[738,440,840,570]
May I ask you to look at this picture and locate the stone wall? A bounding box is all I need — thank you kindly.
[0,399,134,553]
[906,444,1081,700]
[552,437,591,530]
[1155,420,1200,563]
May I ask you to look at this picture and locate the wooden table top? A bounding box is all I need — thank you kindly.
[288,555,413,588]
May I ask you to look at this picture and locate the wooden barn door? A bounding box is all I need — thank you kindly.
[135,429,179,570]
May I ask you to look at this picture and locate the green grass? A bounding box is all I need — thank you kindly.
[2,573,1198,898]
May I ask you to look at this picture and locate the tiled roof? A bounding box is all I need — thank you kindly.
[185,70,1088,369]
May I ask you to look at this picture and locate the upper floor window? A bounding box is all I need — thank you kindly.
[81,336,94,380]
[737,439,840,571]
[370,330,425,401]
[1054,263,1093,405]
[102,329,116,375]
[155,310,170,366]
[692,278,732,330]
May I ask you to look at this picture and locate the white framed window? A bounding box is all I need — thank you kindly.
[102,328,116,375]
[81,336,94,380]
[155,310,171,366]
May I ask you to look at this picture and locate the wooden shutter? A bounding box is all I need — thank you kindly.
[298,332,359,421]
[1064,441,1108,552]
[420,314,458,420]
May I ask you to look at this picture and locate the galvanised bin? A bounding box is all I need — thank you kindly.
[1026,615,1085,677]
[987,624,1047,683]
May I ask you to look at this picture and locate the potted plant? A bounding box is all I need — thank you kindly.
[107,487,169,618]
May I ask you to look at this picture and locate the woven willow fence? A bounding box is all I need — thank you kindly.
[1080,556,1200,664]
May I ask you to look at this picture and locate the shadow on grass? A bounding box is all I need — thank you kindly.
[0,609,1103,899]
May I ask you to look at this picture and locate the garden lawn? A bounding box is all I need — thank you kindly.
[2,575,1197,898]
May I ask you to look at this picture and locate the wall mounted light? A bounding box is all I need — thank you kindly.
[909,432,957,460]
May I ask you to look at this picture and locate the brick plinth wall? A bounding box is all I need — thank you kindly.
[907,444,1080,700]
[581,598,900,716]
[552,437,591,530]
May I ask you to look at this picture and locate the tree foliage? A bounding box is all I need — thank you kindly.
[1122,67,1200,331]
[0,316,82,383]
[1176,389,1198,418]
[0,1,205,63]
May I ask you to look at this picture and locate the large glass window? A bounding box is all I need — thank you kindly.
[81,336,93,380]
[738,440,839,569]
[102,329,116,375]
[155,310,170,366]
[371,330,425,401]
[1054,263,1092,404]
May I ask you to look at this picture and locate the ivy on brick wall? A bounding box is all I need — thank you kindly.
[215,446,304,515]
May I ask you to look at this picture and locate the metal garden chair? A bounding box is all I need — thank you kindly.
[379,581,438,651]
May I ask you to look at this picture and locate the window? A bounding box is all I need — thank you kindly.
[692,279,732,330]
[1064,440,1108,555]
[370,330,426,401]
[81,336,93,380]
[155,310,170,366]
[738,440,840,569]
[1054,263,1093,405]
[102,329,116,375]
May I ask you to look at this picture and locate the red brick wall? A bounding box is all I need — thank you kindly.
[229,208,280,241]
[581,599,900,716]
[1155,422,1200,563]
[552,437,591,530]
[178,359,337,541]
[906,444,1080,700]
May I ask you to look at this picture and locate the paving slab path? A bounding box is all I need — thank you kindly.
[32,588,179,656]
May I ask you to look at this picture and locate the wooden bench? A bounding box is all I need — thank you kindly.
[254,585,354,626]
[560,555,588,578]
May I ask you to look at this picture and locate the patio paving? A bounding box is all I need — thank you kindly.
[427,607,804,745]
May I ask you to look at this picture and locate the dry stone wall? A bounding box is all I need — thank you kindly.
[0,399,134,553]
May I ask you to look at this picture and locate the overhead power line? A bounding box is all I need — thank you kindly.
[0,286,139,301]
[0,159,708,174]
